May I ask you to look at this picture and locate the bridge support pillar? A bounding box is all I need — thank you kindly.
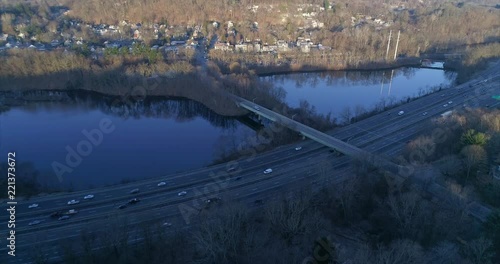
[257,115,261,121]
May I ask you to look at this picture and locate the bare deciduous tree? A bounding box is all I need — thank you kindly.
[460,145,487,181]
[462,237,495,264]
[192,204,251,264]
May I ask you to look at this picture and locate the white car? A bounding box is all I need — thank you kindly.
[29,220,42,226]
[83,194,94,200]
[178,191,187,196]
[66,209,78,215]
[254,106,260,110]
[129,188,140,194]
[157,182,167,187]
[422,112,428,116]
[263,168,273,174]
[295,146,302,151]
[398,111,405,116]
[67,200,79,205]
[443,104,448,107]
[28,204,39,209]
[163,222,172,227]
[448,101,453,104]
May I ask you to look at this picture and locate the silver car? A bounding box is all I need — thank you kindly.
[67,200,79,205]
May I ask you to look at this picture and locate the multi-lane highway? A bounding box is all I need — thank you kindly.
[1,60,499,263]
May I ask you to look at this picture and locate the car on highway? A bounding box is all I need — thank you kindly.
[163,222,172,227]
[263,168,273,174]
[118,204,127,209]
[443,104,448,107]
[254,106,260,110]
[28,203,39,209]
[128,198,140,204]
[235,176,242,181]
[157,182,167,187]
[29,220,42,226]
[58,215,70,221]
[178,191,188,196]
[295,146,302,151]
[448,101,453,104]
[227,166,237,172]
[65,209,78,215]
[84,194,94,200]
[130,188,140,194]
[67,200,79,205]
[398,111,405,116]
[254,199,264,205]
[422,112,428,116]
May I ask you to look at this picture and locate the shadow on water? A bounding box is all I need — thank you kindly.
[0,89,248,129]
[0,90,262,193]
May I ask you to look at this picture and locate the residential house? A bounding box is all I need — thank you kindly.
[300,43,310,52]
[235,44,248,52]
[214,42,231,51]
[268,45,278,52]
[1,34,8,41]
[253,43,261,52]
[51,40,61,47]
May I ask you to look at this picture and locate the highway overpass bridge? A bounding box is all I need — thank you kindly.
[233,96,402,175]
[235,97,368,157]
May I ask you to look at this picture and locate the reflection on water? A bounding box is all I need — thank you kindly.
[263,66,456,117]
[0,91,254,189]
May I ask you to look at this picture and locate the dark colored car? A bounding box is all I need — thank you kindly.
[128,198,140,204]
[50,211,64,218]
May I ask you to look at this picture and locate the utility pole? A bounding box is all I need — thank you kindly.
[393,30,401,61]
[385,30,392,61]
